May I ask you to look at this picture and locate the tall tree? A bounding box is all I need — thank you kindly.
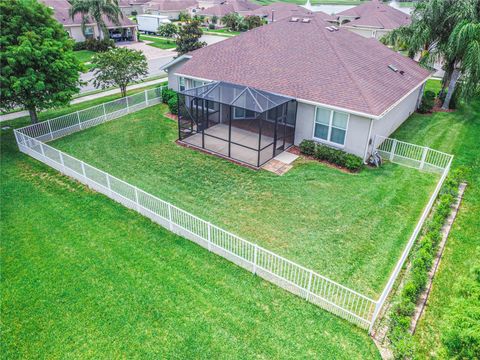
[175,20,206,55]
[0,0,81,123]
[382,0,480,108]
[442,20,480,109]
[70,0,122,40]
[91,47,147,97]
[222,13,244,32]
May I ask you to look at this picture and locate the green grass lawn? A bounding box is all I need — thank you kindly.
[74,49,95,63]
[0,114,380,359]
[50,104,438,298]
[391,99,480,358]
[139,34,176,49]
[202,28,240,36]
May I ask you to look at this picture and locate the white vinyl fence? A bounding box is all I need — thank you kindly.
[373,135,452,173]
[369,134,454,333]
[14,87,377,330]
[14,90,455,332]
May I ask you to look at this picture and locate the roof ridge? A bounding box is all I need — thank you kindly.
[314,18,375,114]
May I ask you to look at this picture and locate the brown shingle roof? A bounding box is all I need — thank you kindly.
[175,14,429,117]
[198,0,260,17]
[40,0,135,27]
[338,0,410,30]
[245,4,336,23]
[144,0,198,11]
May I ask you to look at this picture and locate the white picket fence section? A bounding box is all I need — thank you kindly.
[14,87,377,330]
[373,135,452,173]
[369,134,454,333]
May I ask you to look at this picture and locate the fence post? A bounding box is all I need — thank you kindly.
[103,103,107,122]
[59,151,66,173]
[252,244,258,274]
[390,139,397,161]
[306,270,313,301]
[368,300,382,334]
[419,147,428,170]
[106,173,112,195]
[40,142,46,157]
[134,186,140,211]
[207,222,212,251]
[80,161,87,182]
[167,203,173,231]
[77,111,82,130]
[47,120,54,140]
[145,89,149,106]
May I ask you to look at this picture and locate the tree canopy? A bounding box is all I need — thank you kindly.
[175,19,206,55]
[70,0,122,40]
[382,0,480,108]
[91,47,148,97]
[0,0,82,123]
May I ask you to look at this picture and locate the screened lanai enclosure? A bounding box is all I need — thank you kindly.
[178,81,297,168]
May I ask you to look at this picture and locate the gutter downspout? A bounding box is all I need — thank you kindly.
[363,118,374,163]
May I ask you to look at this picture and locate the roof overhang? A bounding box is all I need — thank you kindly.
[160,55,192,72]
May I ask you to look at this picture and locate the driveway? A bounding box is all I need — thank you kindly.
[119,41,175,60]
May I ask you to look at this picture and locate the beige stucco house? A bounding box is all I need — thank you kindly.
[41,0,138,42]
[161,13,429,167]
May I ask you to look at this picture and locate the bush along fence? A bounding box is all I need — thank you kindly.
[14,87,376,330]
[13,90,454,333]
[387,169,464,358]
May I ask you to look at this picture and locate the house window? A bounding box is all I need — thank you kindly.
[313,107,349,146]
[179,77,185,91]
[84,26,94,39]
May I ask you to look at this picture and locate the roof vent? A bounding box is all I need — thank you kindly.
[388,64,398,72]
[301,18,311,23]
[326,26,335,32]
[331,25,339,31]
[290,17,299,22]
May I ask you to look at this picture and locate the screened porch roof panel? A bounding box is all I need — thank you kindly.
[179,81,293,113]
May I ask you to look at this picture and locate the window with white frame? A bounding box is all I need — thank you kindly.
[313,107,349,146]
[178,77,185,91]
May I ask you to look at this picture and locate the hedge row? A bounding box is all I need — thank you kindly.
[388,168,464,359]
[299,139,363,172]
[161,87,178,115]
[73,39,115,52]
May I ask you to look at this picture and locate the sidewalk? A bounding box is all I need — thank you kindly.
[0,76,167,122]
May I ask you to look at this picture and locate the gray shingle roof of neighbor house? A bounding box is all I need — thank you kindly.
[246,3,336,23]
[198,0,260,17]
[172,13,430,118]
[41,0,136,27]
[143,0,199,11]
[338,0,410,30]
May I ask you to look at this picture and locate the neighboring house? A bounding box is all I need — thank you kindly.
[247,3,309,23]
[41,0,138,42]
[247,3,335,24]
[198,0,260,24]
[161,14,430,167]
[143,0,199,19]
[336,0,410,40]
[118,0,151,16]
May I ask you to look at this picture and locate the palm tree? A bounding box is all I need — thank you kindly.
[442,20,480,109]
[382,0,480,108]
[70,0,122,40]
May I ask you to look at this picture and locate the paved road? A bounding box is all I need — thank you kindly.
[80,34,226,93]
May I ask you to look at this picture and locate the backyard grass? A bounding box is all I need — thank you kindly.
[139,34,176,49]
[51,104,439,298]
[0,117,380,358]
[391,98,480,358]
